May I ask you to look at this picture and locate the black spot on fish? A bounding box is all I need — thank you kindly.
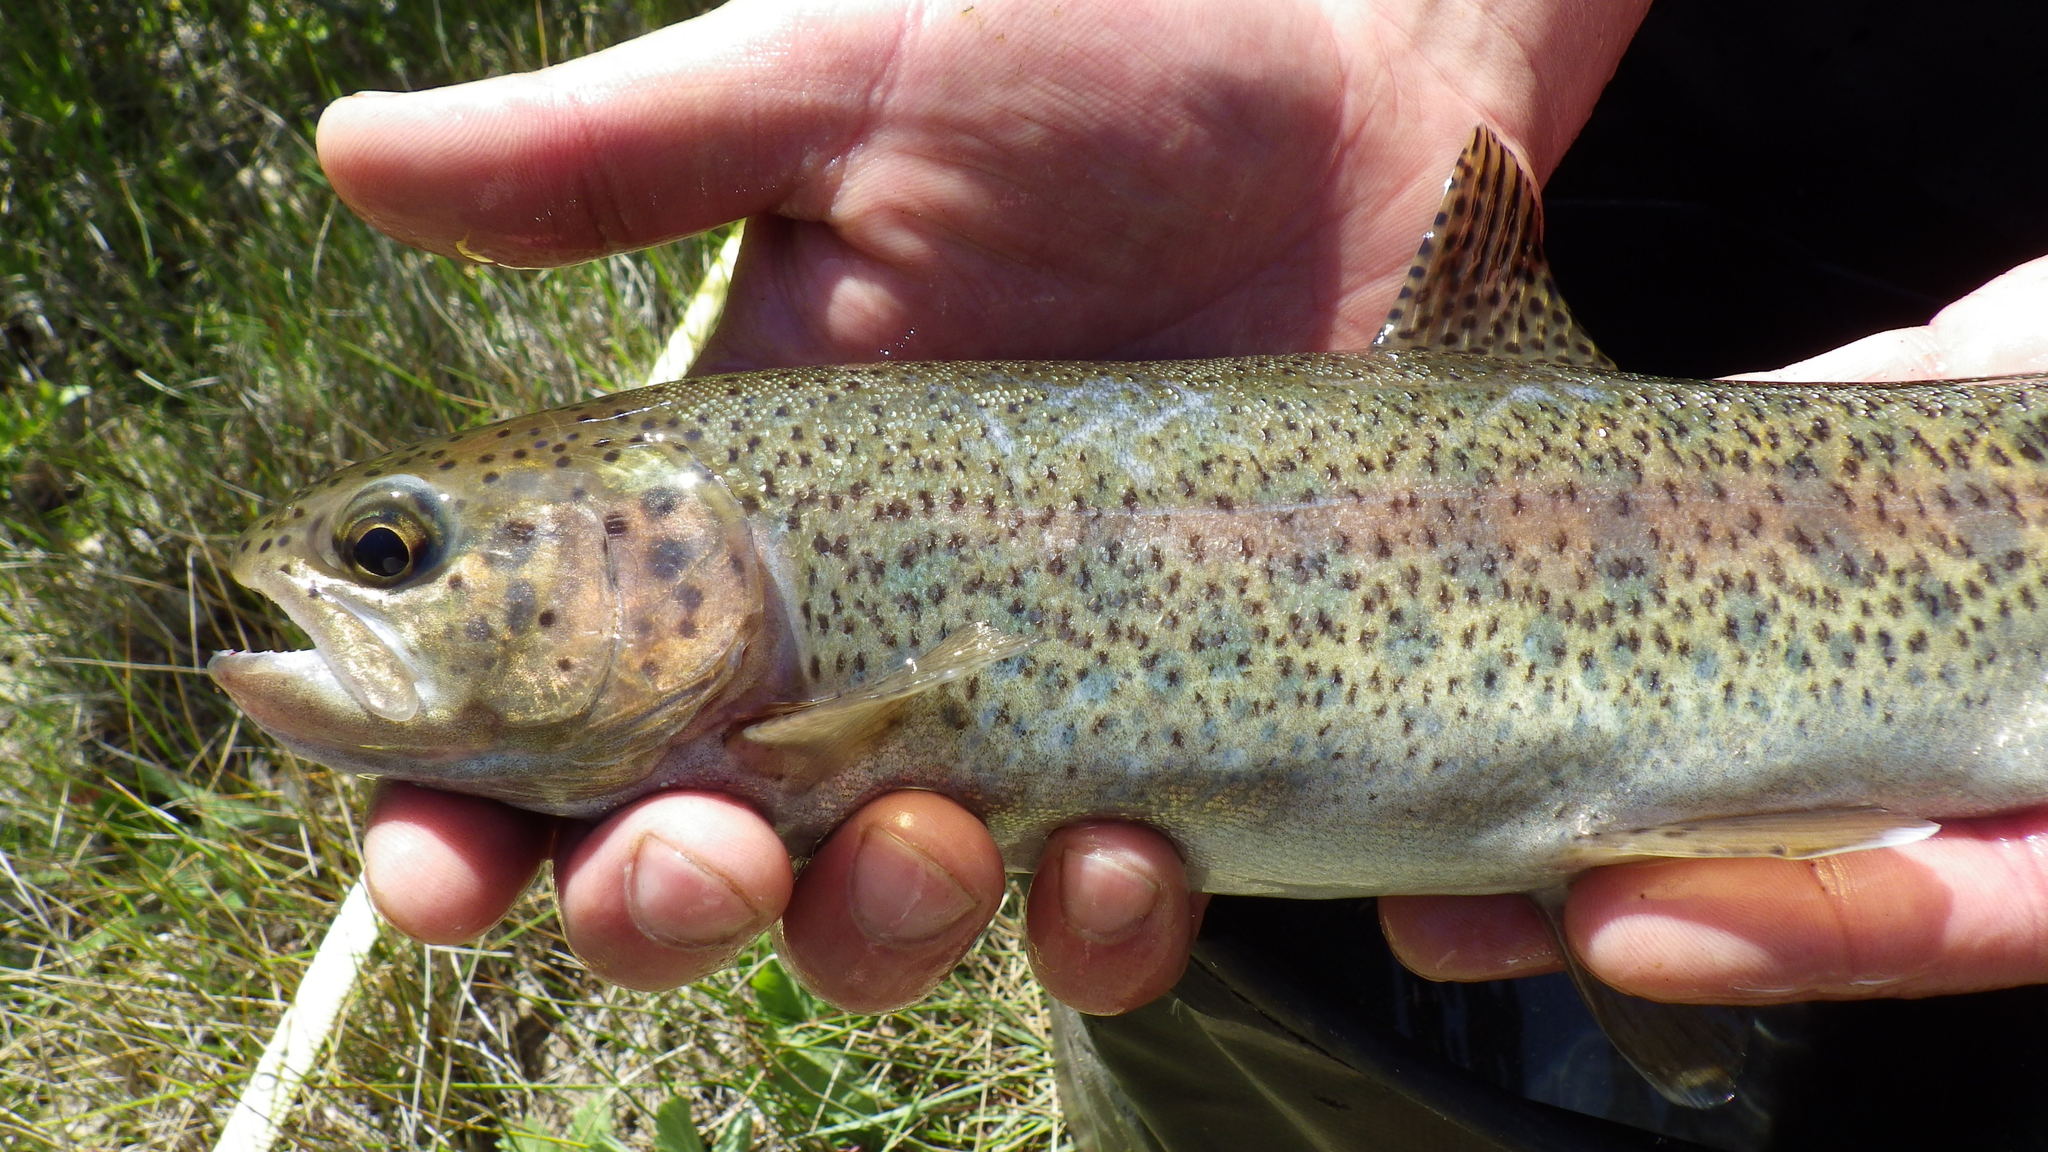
[505,580,537,632]
[648,540,694,583]
[465,616,492,642]
[605,514,629,537]
[643,487,681,518]
[489,521,538,568]
[537,610,556,628]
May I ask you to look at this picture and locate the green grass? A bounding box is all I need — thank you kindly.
[0,2,1060,1148]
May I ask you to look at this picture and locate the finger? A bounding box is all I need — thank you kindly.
[555,791,792,992]
[1915,253,2048,374]
[1734,253,2048,381]
[1378,893,1561,982]
[1572,809,2048,1004]
[1023,822,1200,1014]
[777,791,1004,1013]
[315,1,903,265]
[364,781,550,944]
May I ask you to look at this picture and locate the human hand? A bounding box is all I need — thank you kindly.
[1383,255,2048,1004]
[319,0,1647,1012]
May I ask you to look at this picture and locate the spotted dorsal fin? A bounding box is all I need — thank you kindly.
[1373,126,1613,369]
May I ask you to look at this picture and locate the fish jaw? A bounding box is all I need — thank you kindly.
[210,521,504,780]
[209,646,444,776]
[207,637,588,808]
[208,562,482,777]
[226,561,426,722]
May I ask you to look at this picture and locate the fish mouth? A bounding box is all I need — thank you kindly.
[211,565,423,725]
[209,646,360,735]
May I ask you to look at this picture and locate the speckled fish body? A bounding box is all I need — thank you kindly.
[213,126,2048,1105]
[214,350,2048,896]
[635,359,2048,893]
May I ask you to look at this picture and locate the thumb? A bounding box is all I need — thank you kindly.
[315,0,900,266]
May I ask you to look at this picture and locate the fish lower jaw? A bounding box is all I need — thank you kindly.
[207,647,338,715]
[208,645,422,725]
[238,567,425,721]
[208,646,326,677]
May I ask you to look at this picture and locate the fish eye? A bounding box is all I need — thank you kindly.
[335,478,444,587]
[344,519,425,583]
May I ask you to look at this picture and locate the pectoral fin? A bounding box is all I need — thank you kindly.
[1373,125,1613,369]
[1572,807,1940,866]
[741,622,1032,751]
[1528,887,1747,1109]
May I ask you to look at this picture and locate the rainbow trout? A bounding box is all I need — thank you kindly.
[211,129,2048,1106]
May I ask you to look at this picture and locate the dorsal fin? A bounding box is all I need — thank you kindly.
[1373,125,1613,369]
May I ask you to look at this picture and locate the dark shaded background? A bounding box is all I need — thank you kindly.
[1549,3,2048,378]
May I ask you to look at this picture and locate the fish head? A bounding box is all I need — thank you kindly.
[210,406,764,814]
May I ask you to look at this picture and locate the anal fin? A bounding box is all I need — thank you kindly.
[1529,887,1746,1109]
[1573,806,1939,866]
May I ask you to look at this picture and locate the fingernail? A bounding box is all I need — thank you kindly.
[626,832,761,950]
[1060,848,1159,944]
[341,89,404,101]
[849,827,977,945]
